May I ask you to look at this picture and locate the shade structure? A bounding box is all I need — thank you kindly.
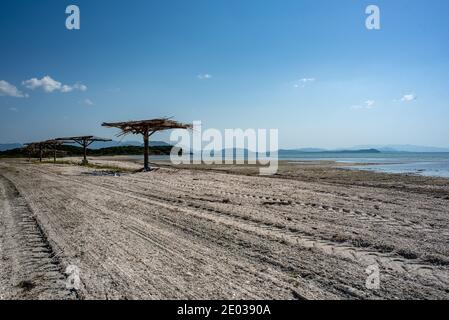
[24,139,66,163]
[102,118,191,171]
[56,136,112,165]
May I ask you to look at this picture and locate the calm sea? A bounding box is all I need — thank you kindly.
[128,152,449,178]
[280,152,449,178]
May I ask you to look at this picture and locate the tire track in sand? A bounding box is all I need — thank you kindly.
[0,174,76,300]
[53,172,449,291]
[11,165,449,297]
[162,180,448,237]
[32,169,318,299]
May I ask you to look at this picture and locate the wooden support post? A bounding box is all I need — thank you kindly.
[55,136,110,166]
[82,139,88,165]
[143,129,149,171]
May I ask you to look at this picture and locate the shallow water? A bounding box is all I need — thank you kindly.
[280,152,449,178]
[125,152,449,178]
[346,160,449,178]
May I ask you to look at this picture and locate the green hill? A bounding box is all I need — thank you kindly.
[0,145,181,158]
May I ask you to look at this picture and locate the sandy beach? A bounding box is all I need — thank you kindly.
[1,158,449,300]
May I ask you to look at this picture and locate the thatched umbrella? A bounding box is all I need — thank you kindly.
[23,143,40,162]
[102,118,191,171]
[56,136,112,165]
[45,140,65,163]
[24,140,65,163]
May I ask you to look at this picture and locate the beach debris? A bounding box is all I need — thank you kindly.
[83,170,121,177]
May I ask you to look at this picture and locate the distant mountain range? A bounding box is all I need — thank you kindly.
[282,145,449,153]
[349,145,449,153]
[280,148,381,154]
[0,143,22,152]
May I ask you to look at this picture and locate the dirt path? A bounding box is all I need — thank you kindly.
[1,160,448,299]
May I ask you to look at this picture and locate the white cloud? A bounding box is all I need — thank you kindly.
[23,76,87,93]
[400,93,416,102]
[365,100,375,107]
[197,74,212,80]
[352,100,375,110]
[0,80,28,98]
[9,107,18,112]
[61,83,87,93]
[293,78,316,88]
[84,98,94,106]
[23,76,60,92]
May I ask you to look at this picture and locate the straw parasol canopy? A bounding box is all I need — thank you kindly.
[102,118,192,171]
[55,136,112,165]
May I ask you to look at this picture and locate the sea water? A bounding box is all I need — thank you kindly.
[280,152,449,178]
[126,152,449,178]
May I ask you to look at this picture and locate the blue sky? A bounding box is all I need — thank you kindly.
[1,0,449,148]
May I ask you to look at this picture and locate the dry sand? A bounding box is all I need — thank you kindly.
[1,158,449,300]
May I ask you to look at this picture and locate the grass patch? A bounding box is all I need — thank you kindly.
[38,160,135,173]
[373,242,395,253]
[17,280,35,291]
[396,248,419,260]
[331,233,351,243]
[423,254,449,266]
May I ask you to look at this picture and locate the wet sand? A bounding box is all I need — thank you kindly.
[1,157,449,300]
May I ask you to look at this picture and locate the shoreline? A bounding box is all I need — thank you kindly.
[7,154,449,182]
[3,151,449,178]
[64,155,449,181]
